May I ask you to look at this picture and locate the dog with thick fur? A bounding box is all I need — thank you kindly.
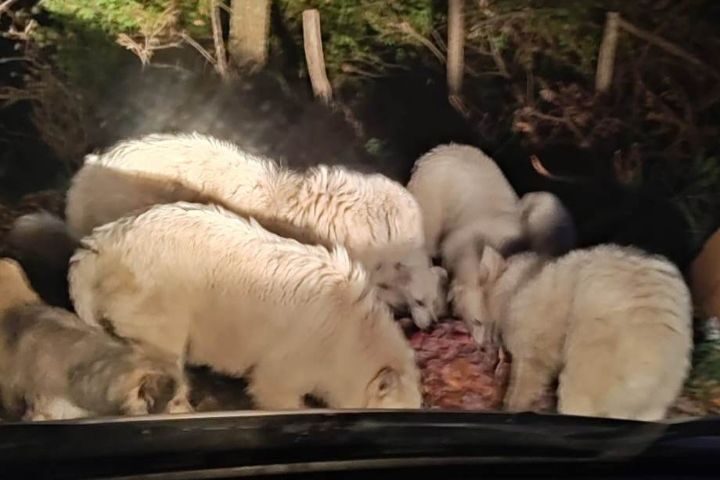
[0,258,191,421]
[67,202,422,409]
[473,244,692,421]
[64,132,446,329]
[407,143,575,341]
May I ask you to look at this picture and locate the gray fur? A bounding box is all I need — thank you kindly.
[0,303,190,418]
[0,258,192,420]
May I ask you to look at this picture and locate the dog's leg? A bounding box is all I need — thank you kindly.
[25,396,93,421]
[248,362,304,410]
[504,357,554,412]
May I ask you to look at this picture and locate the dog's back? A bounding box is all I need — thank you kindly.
[66,132,280,237]
[408,144,520,255]
[558,245,692,420]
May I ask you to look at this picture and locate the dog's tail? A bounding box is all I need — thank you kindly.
[5,212,80,309]
[519,192,577,257]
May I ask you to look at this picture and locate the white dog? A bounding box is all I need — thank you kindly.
[0,258,191,421]
[475,243,692,421]
[68,202,423,409]
[407,144,523,342]
[66,133,446,329]
[408,143,575,340]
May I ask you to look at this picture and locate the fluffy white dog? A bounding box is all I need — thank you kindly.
[68,202,423,409]
[474,243,692,421]
[66,133,446,329]
[408,143,575,340]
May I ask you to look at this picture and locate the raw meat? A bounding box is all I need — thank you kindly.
[409,320,510,410]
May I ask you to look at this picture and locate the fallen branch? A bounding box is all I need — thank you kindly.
[180,32,217,66]
[394,21,445,64]
[210,0,229,79]
[595,12,620,93]
[0,0,17,17]
[529,154,579,183]
[618,16,720,80]
[447,0,465,96]
[525,109,587,145]
[302,9,333,104]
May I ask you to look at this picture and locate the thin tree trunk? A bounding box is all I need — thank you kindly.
[228,0,271,71]
[447,0,465,97]
[595,12,620,94]
[210,0,228,79]
[302,9,332,104]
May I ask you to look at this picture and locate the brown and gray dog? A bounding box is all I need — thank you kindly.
[0,258,192,421]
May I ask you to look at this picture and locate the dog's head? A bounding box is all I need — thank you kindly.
[372,250,449,329]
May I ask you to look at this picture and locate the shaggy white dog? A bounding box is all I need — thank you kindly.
[474,243,692,421]
[407,143,575,341]
[0,258,191,421]
[68,202,423,409]
[66,133,446,329]
[408,144,520,342]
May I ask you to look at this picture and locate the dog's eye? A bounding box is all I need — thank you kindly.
[415,300,426,308]
[377,283,390,290]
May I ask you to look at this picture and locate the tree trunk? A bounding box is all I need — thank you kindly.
[595,12,620,94]
[302,9,333,104]
[228,0,271,71]
[210,0,229,79]
[447,0,465,97]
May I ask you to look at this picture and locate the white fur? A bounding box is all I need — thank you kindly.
[407,144,524,336]
[68,202,422,410]
[479,244,692,421]
[66,132,445,328]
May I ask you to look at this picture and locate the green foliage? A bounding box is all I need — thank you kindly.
[469,0,607,76]
[42,0,166,34]
[35,0,211,97]
[40,0,210,36]
[687,337,720,410]
[276,0,437,83]
[669,155,720,249]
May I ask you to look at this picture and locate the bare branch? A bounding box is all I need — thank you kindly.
[210,0,229,79]
[0,0,18,17]
[618,16,720,80]
[181,32,217,66]
[595,12,620,94]
[302,9,333,104]
[394,21,445,64]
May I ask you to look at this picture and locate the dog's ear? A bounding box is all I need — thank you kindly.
[478,246,506,283]
[138,372,177,414]
[368,366,399,400]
